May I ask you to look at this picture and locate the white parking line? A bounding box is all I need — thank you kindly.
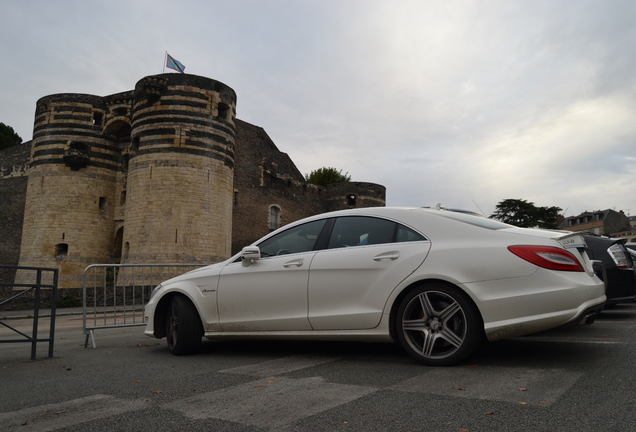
[165,375,376,429]
[389,366,582,405]
[0,394,148,432]
[523,339,626,344]
[219,355,339,377]
[594,319,636,323]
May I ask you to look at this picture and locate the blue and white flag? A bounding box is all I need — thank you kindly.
[166,53,185,73]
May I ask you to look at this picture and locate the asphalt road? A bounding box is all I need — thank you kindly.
[1,304,636,432]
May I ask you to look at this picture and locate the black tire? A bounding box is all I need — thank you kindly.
[166,295,203,355]
[395,284,483,366]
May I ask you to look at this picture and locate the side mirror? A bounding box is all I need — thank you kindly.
[241,246,261,267]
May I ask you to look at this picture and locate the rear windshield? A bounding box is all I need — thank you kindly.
[433,210,513,230]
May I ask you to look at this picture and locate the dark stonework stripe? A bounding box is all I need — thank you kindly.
[52,105,92,113]
[132,109,235,137]
[164,90,209,100]
[33,125,103,139]
[186,128,234,143]
[33,148,120,163]
[137,127,176,136]
[184,140,233,157]
[132,146,234,168]
[90,152,119,162]
[32,149,64,157]
[208,121,235,138]
[30,158,118,171]
[136,127,233,147]
[135,138,234,159]
[138,138,175,146]
[159,99,208,109]
[34,123,99,132]
[133,108,210,122]
[33,139,119,154]
[140,134,233,149]
[133,116,235,136]
[53,114,92,121]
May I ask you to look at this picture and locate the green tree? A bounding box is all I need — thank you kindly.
[490,199,562,229]
[0,122,23,150]
[305,167,351,186]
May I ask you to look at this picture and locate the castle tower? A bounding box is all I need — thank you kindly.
[16,93,132,288]
[122,74,236,264]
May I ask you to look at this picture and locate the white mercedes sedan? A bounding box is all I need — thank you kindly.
[144,207,606,366]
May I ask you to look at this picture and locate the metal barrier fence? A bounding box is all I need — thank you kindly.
[83,264,204,348]
[0,265,59,360]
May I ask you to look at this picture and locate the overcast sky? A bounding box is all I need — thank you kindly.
[1,0,635,217]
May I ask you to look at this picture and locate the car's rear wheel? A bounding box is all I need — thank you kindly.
[166,295,203,355]
[396,284,483,366]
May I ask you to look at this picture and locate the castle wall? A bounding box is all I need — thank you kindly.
[124,74,236,264]
[232,120,327,254]
[16,94,124,287]
[0,143,30,285]
[325,182,386,211]
[231,120,386,254]
[1,73,386,292]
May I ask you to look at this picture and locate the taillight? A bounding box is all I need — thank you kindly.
[607,244,632,269]
[508,245,584,272]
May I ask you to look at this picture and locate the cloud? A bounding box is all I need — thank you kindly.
[1,0,635,218]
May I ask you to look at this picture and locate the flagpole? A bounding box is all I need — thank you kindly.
[163,51,167,73]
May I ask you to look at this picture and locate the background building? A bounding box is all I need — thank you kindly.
[0,73,385,289]
[557,209,632,239]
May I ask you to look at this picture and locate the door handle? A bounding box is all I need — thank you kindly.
[283,259,304,268]
[373,251,400,261]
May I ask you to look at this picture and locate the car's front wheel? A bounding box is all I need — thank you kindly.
[396,284,483,366]
[166,295,203,355]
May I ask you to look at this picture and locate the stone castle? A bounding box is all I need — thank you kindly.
[0,73,385,289]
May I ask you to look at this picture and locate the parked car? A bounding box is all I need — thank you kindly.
[585,236,636,307]
[144,207,606,366]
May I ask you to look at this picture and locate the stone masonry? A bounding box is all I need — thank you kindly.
[1,73,386,290]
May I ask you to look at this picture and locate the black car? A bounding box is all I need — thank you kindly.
[584,236,636,307]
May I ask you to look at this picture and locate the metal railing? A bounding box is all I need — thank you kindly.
[83,264,204,348]
[0,265,59,359]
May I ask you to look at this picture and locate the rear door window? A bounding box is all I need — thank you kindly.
[327,216,427,249]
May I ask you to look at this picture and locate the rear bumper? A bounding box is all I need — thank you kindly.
[574,302,605,325]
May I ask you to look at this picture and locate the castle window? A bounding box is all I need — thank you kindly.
[347,194,357,206]
[63,141,90,171]
[218,103,229,120]
[269,205,282,231]
[113,107,127,116]
[131,137,140,153]
[120,191,126,206]
[99,197,107,216]
[92,111,103,126]
[114,227,124,261]
[121,153,129,171]
[54,243,68,258]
